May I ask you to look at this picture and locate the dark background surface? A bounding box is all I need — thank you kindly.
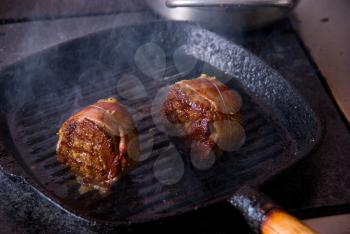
[0,0,147,23]
[0,4,349,233]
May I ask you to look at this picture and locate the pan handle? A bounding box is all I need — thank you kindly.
[166,0,294,8]
[229,186,318,234]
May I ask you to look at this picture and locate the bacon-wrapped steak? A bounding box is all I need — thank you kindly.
[160,74,245,161]
[56,98,139,191]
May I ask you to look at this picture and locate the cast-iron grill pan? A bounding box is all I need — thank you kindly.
[0,22,321,232]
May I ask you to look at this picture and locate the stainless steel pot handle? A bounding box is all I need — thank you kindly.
[166,0,294,8]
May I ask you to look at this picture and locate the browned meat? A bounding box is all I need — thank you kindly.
[56,97,139,191]
[160,74,245,161]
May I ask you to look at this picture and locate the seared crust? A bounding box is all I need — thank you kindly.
[161,74,244,160]
[56,98,139,190]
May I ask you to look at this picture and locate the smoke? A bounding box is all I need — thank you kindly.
[117,73,148,100]
[173,45,199,76]
[153,144,184,185]
[134,42,166,80]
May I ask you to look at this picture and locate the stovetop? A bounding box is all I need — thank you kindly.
[0,15,349,233]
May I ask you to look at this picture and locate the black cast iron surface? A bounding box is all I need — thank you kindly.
[0,20,349,233]
[0,20,320,225]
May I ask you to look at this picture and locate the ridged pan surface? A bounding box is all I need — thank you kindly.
[0,22,321,224]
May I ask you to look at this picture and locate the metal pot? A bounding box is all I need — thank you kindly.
[146,0,295,30]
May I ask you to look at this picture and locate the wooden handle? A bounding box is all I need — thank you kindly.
[261,209,317,234]
[229,186,318,234]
